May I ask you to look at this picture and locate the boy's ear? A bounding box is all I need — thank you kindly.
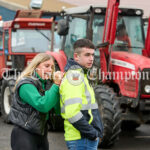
[74,53,78,61]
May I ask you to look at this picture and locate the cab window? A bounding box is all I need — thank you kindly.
[4,30,9,53]
[64,17,87,58]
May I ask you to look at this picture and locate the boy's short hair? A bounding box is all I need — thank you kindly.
[73,39,95,54]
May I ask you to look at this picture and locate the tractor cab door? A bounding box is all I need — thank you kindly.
[0,29,6,78]
[142,17,150,57]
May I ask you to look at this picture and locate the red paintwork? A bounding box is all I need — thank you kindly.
[0,13,65,81]
[141,95,150,98]
[111,52,150,70]
[101,0,150,99]
[110,51,150,98]
[3,18,53,29]
[101,0,120,75]
[0,29,6,78]
[0,53,6,78]
[46,50,67,72]
[11,18,53,29]
[103,0,119,44]
[143,17,150,57]
[106,48,150,99]
[24,54,37,66]
[0,11,55,79]
[14,10,42,19]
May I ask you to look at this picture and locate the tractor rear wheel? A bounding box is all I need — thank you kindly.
[1,79,15,123]
[94,85,122,148]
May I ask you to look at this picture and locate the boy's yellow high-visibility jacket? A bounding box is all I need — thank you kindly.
[60,58,103,141]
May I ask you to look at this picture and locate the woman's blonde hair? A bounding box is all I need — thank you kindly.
[15,53,54,88]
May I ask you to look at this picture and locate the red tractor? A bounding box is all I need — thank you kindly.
[0,10,66,124]
[54,0,150,148]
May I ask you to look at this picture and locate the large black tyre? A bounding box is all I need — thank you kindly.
[1,79,15,123]
[94,85,122,148]
[121,121,141,131]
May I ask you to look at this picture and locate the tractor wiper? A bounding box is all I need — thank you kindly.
[35,28,51,41]
[129,46,144,49]
[96,42,109,49]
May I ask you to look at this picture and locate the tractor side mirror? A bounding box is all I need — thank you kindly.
[57,19,69,36]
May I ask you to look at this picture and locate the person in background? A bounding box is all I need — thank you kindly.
[9,53,63,150]
[60,39,103,150]
[116,24,132,52]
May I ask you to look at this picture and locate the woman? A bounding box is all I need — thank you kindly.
[9,53,63,150]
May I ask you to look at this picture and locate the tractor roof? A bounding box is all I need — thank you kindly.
[63,5,143,16]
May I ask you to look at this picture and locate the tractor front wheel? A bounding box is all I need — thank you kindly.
[1,79,15,123]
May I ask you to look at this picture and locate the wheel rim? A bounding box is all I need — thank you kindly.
[4,87,11,114]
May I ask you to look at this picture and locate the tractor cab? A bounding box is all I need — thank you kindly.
[4,10,59,53]
[58,5,145,62]
[0,10,62,74]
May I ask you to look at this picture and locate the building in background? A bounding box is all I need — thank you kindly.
[0,6,16,21]
[0,0,75,21]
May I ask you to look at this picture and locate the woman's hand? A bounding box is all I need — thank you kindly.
[53,71,64,86]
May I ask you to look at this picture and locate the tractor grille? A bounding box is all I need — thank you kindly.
[124,79,136,92]
[141,69,150,95]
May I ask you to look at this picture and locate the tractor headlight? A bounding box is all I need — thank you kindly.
[136,10,142,15]
[144,85,150,93]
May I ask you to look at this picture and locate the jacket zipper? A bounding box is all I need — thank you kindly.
[25,112,34,126]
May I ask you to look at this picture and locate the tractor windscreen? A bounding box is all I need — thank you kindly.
[64,17,87,58]
[11,29,60,53]
[64,13,144,58]
[64,15,105,58]
[93,15,144,55]
[112,16,144,54]
[92,15,105,45]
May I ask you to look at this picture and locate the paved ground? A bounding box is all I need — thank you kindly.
[1,117,150,150]
[0,118,67,150]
